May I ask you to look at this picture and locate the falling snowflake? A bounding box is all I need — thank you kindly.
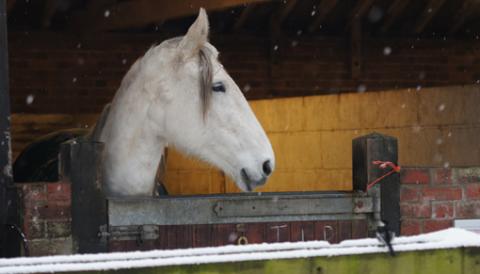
[443,162,450,168]
[104,10,110,18]
[228,232,238,242]
[273,45,279,51]
[383,46,392,55]
[72,77,77,83]
[401,103,406,109]
[122,59,127,65]
[296,30,303,36]
[416,85,422,91]
[243,84,251,93]
[447,131,452,137]
[311,10,316,16]
[357,84,367,93]
[26,94,34,105]
[291,40,298,47]
[437,104,445,112]
[436,138,444,145]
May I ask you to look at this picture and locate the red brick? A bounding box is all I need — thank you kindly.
[432,168,453,185]
[454,168,480,184]
[38,204,71,220]
[47,183,71,201]
[401,220,421,236]
[24,219,46,239]
[455,201,480,218]
[20,184,47,202]
[432,202,454,219]
[423,220,453,233]
[400,187,420,202]
[465,183,480,199]
[421,187,462,201]
[400,202,431,218]
[46,221,71,238]
[401,168,430,185]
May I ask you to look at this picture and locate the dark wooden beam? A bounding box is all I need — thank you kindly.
[0,0,13,258]
[307,0,338,33]
[41,0,59,28]
[233,3,257,31]
[6,0,15,12]
[380,0,410,33]
[345,0,375,30]
[449,0,479,34]
[350,17,362,80]
[269,0,298,33]
[413,0,447,34]
[89,0,271,31]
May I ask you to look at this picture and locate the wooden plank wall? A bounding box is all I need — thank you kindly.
[11,85,480,195]
[109,220,368,252]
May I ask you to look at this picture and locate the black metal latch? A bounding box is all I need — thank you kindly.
[98,225,159,243]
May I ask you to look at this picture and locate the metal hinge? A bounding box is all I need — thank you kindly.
[98,225,159,242]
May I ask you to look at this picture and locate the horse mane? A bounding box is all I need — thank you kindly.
[199,46,214,117]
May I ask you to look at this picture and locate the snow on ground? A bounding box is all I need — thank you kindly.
[1,228,479,274]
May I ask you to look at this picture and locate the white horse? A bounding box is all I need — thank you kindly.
[93,9,274,197]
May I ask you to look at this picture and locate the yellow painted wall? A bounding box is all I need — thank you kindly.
[11,85,480,195]
[163,85,480,194]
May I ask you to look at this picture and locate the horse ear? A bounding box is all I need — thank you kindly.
[178,8,209,58]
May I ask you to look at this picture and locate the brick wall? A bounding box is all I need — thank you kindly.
[8,32,480,114]
[17,182,72,256]
[16,166,480,255]
[400,167,480,235]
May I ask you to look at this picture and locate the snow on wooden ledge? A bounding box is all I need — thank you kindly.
[0,228,479,274]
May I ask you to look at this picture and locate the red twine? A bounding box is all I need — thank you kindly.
[367,161,401,190]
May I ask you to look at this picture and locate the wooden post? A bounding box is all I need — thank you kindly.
[60,141,107,253]
[352,133,400,236]
[0,0,15,258]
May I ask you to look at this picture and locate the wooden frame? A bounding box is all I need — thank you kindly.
[62,133,400,253]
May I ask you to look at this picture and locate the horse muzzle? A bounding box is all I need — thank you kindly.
[240,159,272,191]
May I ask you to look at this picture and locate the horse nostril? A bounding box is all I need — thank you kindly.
[262,160,272,176]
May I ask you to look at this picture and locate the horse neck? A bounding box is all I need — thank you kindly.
[99,81,167,196]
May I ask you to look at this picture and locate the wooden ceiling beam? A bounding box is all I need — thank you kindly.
[344,0,375,30]
[380,0,410,33]
[448,0,479,34]
[307,0,338,33]
[6,0,17,12]
[41,0,59,28]
[91,0,271,31]
[413,0,447,34]
[233,3,257,31]
[269,0,298,33]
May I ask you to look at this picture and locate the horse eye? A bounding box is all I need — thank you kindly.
[212,82,226,93]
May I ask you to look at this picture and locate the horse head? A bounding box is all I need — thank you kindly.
[100,9,274,196]
[149,9,274,192]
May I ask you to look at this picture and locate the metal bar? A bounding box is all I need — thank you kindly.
[108,192,376,226]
